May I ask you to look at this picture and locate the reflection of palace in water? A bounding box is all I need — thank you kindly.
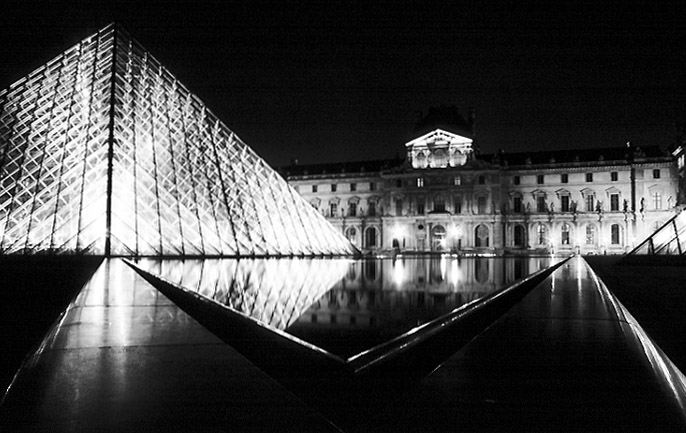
[135,257,555,356]
[287,257,553,342]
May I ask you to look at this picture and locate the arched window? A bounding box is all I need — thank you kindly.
[585,225,596,245]
[537,224,547,245]
[611,224,621,245]
[365,227,377,248]
[560,223,570,245]
[413,151,428,169]
[450,150,466,167]
[431,225,446,251]
[431,149,448,168]
[513,225,525,247]
[345,227,357,245]
[475,224,489,247]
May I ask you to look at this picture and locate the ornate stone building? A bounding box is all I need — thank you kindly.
[283,108,680,255]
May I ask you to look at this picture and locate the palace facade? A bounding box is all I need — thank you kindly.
[283,109,680,255]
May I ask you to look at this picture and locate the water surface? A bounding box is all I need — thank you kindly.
[136,256,554,357]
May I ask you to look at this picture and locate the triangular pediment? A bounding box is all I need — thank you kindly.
[405,128,473,149]
[0,24,357,257]
[580,187,595,197]
[405,129,474,169]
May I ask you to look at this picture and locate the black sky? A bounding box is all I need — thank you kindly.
[1,1,685,167]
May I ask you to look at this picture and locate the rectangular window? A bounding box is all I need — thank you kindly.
[417,178,424,187]
[611,171,618,181]
[513,196,522,213]
[312,185,318,193]
[454,196,462,214]
[611,224,620,244]
[561,226,570,245]
[536,196,546,212]
[349,202,357,217]
[395,199,403,216]
[478,176,485,185]
[561,195,570,212]
[370,182,376,191]
[653,169,661,179]
[537,175,544,185]
[454,176,462,186]
[329,203,337,217]
[561,174,568,184]
[653,191,662,210]
[368,202,376,216]
[513,176,520,185]
[331,184,337,192]
[417,202,425,215]
[610,194,619,211]
[586,195,594,212]
[477,196,487,214]
[350,183,357,191]
[586,173,593,182]
[396,179,402,188]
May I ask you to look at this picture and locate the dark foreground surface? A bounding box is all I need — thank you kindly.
[0,256,102,393]
[586,255,686,373]
[2,255,686,432]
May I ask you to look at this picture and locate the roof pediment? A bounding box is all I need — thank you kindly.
[405,128,472,149]
[580,188,595,197]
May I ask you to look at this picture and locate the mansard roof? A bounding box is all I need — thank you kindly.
[281,157,405,177]
[482,145,669,167]
[413,106,474,138]
[284,144,671,178]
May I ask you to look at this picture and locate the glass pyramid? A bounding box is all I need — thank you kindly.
[0,24,356,256]
[628,210,686,255]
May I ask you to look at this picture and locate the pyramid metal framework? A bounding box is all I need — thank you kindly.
[0,24,356,256]
[628,209,686,255]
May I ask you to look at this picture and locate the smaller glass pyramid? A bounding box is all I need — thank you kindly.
[628,210,686,255]
[0,24,356,257]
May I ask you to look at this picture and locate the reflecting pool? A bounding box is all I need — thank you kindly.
[135,256,555,357]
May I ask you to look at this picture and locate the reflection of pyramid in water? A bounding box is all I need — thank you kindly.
[135,258,350,329]
[627,210,686,255]
[0,24,356,256]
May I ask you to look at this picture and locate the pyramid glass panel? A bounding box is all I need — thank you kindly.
[0,24,356,256]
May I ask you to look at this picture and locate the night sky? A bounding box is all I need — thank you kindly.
[1,1,684,167]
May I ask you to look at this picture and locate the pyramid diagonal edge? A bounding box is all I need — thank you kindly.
[0,23,357,256]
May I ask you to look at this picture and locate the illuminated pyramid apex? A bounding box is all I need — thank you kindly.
[0,23,357,257]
